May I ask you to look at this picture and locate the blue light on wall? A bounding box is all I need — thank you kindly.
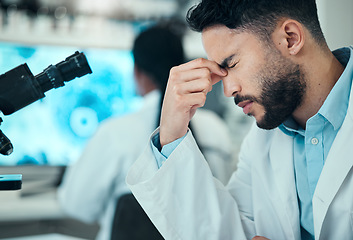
[0,42,142,166]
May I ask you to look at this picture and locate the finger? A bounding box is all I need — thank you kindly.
[174,79,213,94]
[182,92,208,109]
[177,58,227,77]
[169,62,226,89]
[172,68,214,83]
[162,91,207,121]
[211,72,225,85]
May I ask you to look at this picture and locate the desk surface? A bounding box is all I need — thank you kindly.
[0,166,66,222]
[0,188,65,222]
[0,166,99,239]
[2,233,86,240]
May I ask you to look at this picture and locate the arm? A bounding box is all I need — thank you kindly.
[127,129,253,239]
[127,58,257,239]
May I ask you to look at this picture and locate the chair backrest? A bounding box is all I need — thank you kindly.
[111,193,164,240]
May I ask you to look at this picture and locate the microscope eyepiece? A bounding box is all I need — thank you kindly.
[35,51,92,92]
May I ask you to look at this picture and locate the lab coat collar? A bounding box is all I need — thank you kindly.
[269,130,301,239]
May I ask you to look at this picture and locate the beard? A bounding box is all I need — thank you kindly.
[234,50,306,130]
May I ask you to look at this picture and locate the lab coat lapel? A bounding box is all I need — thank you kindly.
[269,130,300,239]
[313,103,353,238]
[313,48,353,238]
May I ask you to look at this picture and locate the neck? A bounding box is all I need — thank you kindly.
[292,46,345,129]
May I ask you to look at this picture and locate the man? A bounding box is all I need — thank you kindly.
[58,24,235,240]
[126,0,353,239]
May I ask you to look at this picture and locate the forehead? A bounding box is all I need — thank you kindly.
[201,25,263,63]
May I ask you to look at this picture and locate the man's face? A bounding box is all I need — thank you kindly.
[202,25,306,129]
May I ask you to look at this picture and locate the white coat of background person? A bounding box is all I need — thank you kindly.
[58,24,237,240]
[126,0,353,240]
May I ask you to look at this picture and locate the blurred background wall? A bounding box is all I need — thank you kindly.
[317,0,353,50]
[0,0,351,55]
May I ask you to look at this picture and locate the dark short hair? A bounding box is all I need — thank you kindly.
[132,24,185,91]
[186,0,326,46]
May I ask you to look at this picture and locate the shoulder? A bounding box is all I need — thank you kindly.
[93,103,157,143]
[97,113,141,134]
[98,91,160,133]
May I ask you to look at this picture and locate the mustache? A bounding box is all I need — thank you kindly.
[234,94,258,105]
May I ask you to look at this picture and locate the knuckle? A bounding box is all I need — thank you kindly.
[171,83,181,94]
[208,85,213,92]
[170,66,178,74]
[194,58,205,65]
[169,71,180,83]
[169,66,180,79]
[199,93,207,103]
[200,81,209,91]
[202,77,212,88]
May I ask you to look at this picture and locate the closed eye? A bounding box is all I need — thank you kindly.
[228,62,238,69]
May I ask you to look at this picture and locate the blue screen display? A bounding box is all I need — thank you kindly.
[0,42,142,166]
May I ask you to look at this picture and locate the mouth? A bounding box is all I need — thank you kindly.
[237,100,253,115]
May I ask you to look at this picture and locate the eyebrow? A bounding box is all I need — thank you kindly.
[219,54,235,69]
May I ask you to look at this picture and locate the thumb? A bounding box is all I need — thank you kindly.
[211,69,227,85]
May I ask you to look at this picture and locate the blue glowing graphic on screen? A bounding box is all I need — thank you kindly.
[0,42,142,166]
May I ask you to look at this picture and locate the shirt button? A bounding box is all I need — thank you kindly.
[311,137,319,145]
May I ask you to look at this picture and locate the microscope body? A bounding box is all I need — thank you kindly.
[0,63,45,116]
[0,51,92,190]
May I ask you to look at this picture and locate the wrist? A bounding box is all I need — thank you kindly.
[160,127,187,147]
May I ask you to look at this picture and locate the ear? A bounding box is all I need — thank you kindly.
[273,19,305,56]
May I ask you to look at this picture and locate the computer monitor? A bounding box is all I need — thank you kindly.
[0,42,142,167]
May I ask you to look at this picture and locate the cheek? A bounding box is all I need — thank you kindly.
[231,68,263,97]
[239,58,264,84]
[243,52,264,73]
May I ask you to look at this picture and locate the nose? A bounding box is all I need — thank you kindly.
[222,74,241,98]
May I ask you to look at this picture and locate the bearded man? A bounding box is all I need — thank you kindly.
[126,0,353,239]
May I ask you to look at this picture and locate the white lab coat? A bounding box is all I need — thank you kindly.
[127,79,353,239]
[58,90,235,240]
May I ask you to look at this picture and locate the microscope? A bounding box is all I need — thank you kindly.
[0,51,92,190]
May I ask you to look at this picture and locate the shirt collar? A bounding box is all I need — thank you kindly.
[318,47,352,130]
[279,117,303,137]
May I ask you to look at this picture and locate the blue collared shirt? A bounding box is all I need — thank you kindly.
[279,46,353,239]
